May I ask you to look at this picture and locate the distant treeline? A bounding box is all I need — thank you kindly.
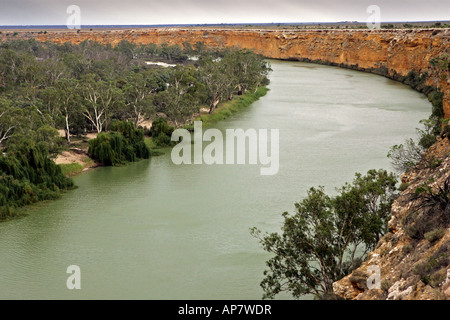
[0,39,271,219]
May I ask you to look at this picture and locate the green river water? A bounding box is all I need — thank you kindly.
[0,60,432,299]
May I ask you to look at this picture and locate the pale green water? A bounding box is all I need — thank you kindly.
[0,60,431,299]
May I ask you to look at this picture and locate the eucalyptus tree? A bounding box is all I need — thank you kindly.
[223,49,271,95]
[251,169,398,299]
[80,74,124,133]
[0,97,15,147]
[40,79,82,143]
[198,56,236,114]
[154,66,206,126]
[121,69,166,126]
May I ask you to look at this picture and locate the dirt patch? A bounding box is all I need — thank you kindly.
[54,149,89,165]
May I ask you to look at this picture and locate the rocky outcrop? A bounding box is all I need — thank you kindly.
[2,28,449,117]
[333,137,450,300]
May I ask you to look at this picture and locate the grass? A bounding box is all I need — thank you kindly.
[185,86,269,130]
[58,163,84,177]
[144,137,166,156]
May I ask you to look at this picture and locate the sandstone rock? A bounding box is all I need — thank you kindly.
[3,28,449,118]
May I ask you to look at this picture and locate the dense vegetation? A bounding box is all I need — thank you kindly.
[88,120,150,166]
[0,145,74,219]
[0,39,270,147]
[0,39,270,218]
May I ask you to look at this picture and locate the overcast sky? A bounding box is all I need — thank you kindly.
[0,0,449,26]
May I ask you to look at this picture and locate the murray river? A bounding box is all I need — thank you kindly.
[0,60,432,299]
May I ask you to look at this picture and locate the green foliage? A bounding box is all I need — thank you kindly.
[0,145,74,219]
[88,121,150,166]
[58,162,84,177]
[387,138,423,172]
[428,90,444,120]
[148,117,175,147]
[399,182,410,192]
[417,118,439,149]
[189,86,269,129]
[413,242,449,287]
[251,169,398,299]
[0,39,270,218]
[424,229,446,243]
[388,118,443,173]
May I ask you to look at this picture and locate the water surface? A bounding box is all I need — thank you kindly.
[0,60,431,299]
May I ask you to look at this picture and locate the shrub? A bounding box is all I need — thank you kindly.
[88,121,150,166]
[402,243,413,254]
[404,177,450,240]
[413,242,448,287]
[148,117,175,147]
[399,183,410,192]
[424,229,446,243]
[0,145,74,219]
[387,139,423,172]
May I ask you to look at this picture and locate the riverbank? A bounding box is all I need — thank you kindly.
[0,59,433,298]
[185,86,269,129]
[55,85,269,178]
[12,27,447,118]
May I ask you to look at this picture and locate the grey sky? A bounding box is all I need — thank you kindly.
[0,0,448,25]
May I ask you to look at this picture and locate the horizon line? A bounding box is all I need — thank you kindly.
[0,20,449,28]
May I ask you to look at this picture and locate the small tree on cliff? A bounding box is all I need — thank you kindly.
[251,169,398,300]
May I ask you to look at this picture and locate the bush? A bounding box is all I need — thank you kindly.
[399,183,410,192]
[387,139,423,172]
[0,145,74,219]
[404,177,450,240]
[413,242,449,287]
[148,117,175,147]
[88,121,150,166]
[424,229,446,243]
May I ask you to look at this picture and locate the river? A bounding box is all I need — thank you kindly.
[0,60,431,299]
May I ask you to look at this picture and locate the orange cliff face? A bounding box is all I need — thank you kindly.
[4,28,449,117]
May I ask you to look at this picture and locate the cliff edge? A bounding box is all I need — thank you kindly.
[2,28,449,118]
[334,136,450,300]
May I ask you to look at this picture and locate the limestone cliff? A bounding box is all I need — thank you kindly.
[333,136,450,300]
[3,27,449,117]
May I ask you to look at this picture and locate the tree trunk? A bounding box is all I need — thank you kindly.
[237,84,243,95]
[65,114,71,144]
[209,97,220,114]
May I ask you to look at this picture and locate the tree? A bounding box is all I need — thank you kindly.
[122,70,163,126]
[198,56,235,114]
[251,169,398,299]
[40,79,82,144]
[0,98,15,147]
[154,66,205,126]
[80,74,123,133]
[223,49,271,95]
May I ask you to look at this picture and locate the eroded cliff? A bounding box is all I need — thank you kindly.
[4,27,449,117]
[333,136,450,300]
